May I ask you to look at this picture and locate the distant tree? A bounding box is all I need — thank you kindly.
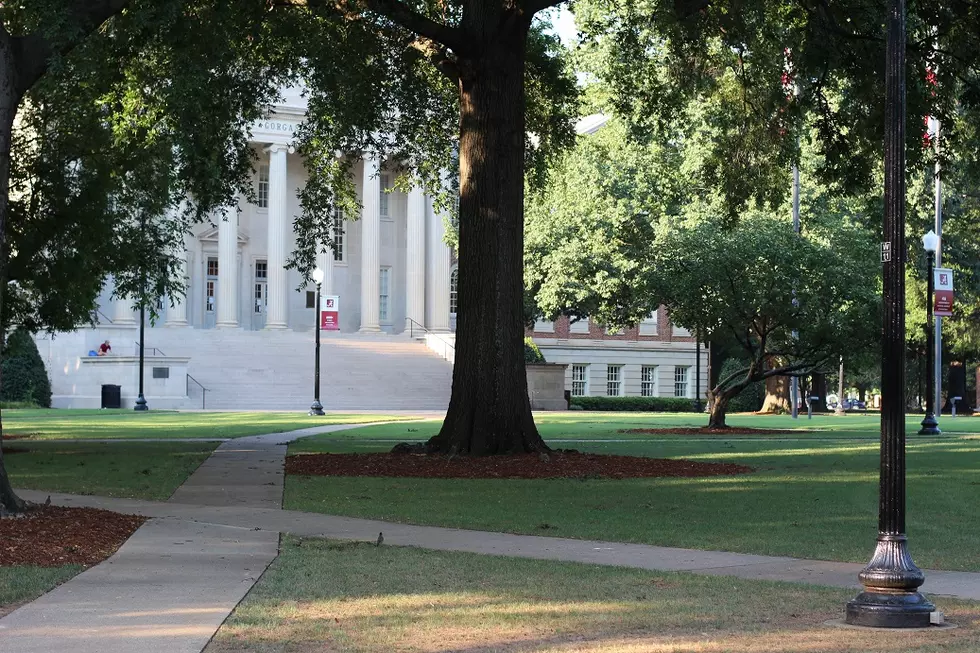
[653,216,880,428]
[1,328,51,408]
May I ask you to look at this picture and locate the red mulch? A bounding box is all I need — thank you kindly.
[285,451,753,480]
[1,447,26,455]
[619,427,802,435]
[0,506,145,567]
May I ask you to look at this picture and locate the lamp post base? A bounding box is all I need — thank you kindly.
[846,535,934,628]
[134,395,149,412]
[845,591,935,628]
[918,413,941,435]
[309,399,325,416]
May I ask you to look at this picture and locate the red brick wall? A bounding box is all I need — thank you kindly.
[525,308,697,344]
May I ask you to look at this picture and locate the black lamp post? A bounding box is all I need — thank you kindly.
[845,0,934,627]
[919,230,941,435]
[309,267,325,416]
[134,215,148,412]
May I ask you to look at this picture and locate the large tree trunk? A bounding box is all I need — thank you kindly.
[810,372,828,412]
[0,31,26,514]
[759,356,791,413]
[426,18,546,455]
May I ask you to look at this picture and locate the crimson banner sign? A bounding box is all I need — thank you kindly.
[934,268,954,317]
[320,295,340,330]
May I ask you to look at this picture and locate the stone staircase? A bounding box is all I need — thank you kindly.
[40,328,453,411]
[144,329,453,410]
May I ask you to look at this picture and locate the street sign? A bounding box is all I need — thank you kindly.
[320,295,340,330]
[934,268,953,317]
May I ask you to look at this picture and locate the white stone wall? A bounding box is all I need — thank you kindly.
[536,341,709,400]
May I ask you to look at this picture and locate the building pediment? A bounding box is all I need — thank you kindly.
[197,225,249,245]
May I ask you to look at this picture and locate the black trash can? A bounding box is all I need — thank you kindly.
[101,384,122,409]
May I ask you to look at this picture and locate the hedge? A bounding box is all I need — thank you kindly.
[1,328,52,408]
[569,396,697,412]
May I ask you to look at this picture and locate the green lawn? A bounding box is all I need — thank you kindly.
[285,413,980,571]
[1,410,414,441]
[4,441,218,500]
[0,566,81,617]
[207,536,980,653]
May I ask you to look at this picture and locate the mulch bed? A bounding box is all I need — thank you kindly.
[286,451,753,480]
[1,506,145,567]
[619,427,802,435]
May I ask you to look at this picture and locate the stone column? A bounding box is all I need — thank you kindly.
[112,279,136,325]
[165,243,190,327]
[265,144,289,329]
[428,196,451,332]
[359,153,381,332]
[406,185,426,331]
[215,200,240,328]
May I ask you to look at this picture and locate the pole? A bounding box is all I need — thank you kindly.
[835,356,845,415]
[845,0,934,626]
[790,164,800,419]
[933,118,943,418]
[134,215,148,412]
[309,283,325,416]
[694,334,702,412]
[919,251,940,434]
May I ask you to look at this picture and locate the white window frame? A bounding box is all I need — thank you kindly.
[449,267,458,315]
[379,173,392,220]
[641,365,658,397]
[639,311,659,336]
[674,366,690,398]
[332,207,346,264]
[606,365,623,397]
[379,266,391,323]
[571,364,589,397]
[257,165,270,209]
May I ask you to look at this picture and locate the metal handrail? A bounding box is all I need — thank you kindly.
[93,309,113,324]
[405,317,455,350]
[134,342,166,357]
[186,374,208,410]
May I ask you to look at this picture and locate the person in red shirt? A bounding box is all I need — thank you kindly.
[97,340,111,356]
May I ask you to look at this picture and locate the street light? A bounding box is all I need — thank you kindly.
[919,230,941,435]
[835,356,845,416]
[134,214,148,412]
[845,0,934,627]
[309,267,325,416]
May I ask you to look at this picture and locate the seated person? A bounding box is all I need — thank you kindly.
[97,340,111,356]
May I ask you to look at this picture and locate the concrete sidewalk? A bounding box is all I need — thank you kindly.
[15,489,980,602]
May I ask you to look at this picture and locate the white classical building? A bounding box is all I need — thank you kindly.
[37,94,707,410]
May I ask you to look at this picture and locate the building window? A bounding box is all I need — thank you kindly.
[206,281,215,312]
[207,258,219,277]
[450,268,458,315]
[380,173,391,219]
[606,365,623,397]
[254,284,265,313]
[639,311,659,336]
[379,267,391,322]
[257,165,270,209]
[305,291,315,309]
[674,366,690,398]
[571,364,589,397]
[255,260,267,280]
[332,207,345,262]
[641,366,658,397]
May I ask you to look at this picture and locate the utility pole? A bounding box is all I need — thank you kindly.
[931,117,943,416]
[790,164,801,419]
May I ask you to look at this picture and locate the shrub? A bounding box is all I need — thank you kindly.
[719,358,765,413]
[569,396,696,412]
[524,337,545,364]
[2,328,52,408]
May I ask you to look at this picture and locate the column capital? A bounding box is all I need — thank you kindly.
[266,143,294,155]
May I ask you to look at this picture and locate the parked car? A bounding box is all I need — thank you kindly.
[843,398,867,410]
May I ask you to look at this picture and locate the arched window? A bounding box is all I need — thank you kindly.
[449,268,458,315]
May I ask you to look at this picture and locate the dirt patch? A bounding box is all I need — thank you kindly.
[286,451,753,480]
[0,506,145,567]
[619,427,803,435]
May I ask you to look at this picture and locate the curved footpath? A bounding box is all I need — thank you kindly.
[2,423,979,652]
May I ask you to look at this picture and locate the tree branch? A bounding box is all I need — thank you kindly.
[12,0,131,95]
[408,37,460,82]
[521,0,567,15]
[362,0,470,55]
